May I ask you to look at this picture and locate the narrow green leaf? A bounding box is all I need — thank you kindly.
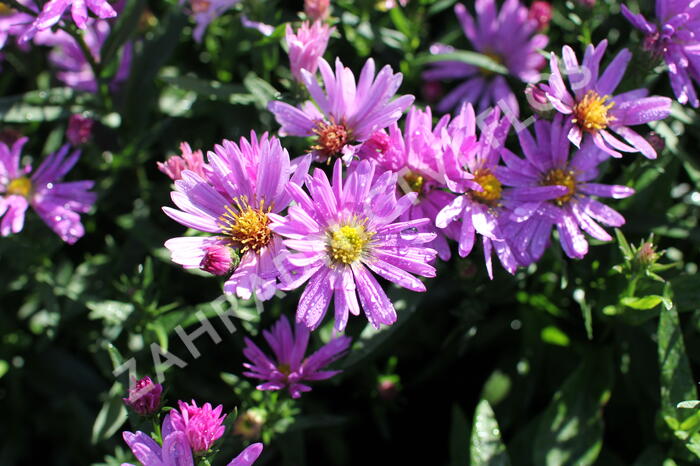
[533,353,613,466]
[91,382,128,444]
[101,0,145,68]
[470,400,511,466]
[620,295,664,310]
[416,50,508,75]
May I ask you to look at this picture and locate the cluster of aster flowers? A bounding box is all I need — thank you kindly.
[122,378,263,466]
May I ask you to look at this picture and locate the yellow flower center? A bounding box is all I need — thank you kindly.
[312,120,349,158]
[479,51,502,77]
[541,168,577,205]
[277,363,291,376]
[402,171,425,195]
[6,177,32,197]
[471,170,502,206]
[219,197,273,254]
[327,223,373,265]
[572,90,616,133]
[0,3,15,15]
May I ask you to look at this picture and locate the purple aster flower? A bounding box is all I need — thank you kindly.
[268,57,415,164]
[163,132,311,301]
[269,159,438,331]
[123,411,263,466]
[0,0,36,50]
[0,137,95,243]
[423,0,548,115]
[356,106,458,261]
[20,0,116,41]
[286,21,333,83]
[496,114,635,262]
[185,0,241,43]
[34,19,132,93]
[621,1,700,107]
[242,315,351,398]
[123,376,163,416]
[435,105,562,277]
[543,40,672,159]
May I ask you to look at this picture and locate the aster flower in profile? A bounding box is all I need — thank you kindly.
[423,0,548,115]
[163,132,310,301]
[436,106,564,277]
[286,21,333,83]
[20,0,116,42]
[242,315,351,398]
[543,40,672,159]
[123,408,263,466]
[0,137,95,243]
[356,106,457,261]
[621,1,700,107]
[185,0,241,43]
[122,376,162,416]
[268,57,415,164]
[34,19,132,93]
[158,142,209,182]
[269,159,437,331]
[498,115,635,262]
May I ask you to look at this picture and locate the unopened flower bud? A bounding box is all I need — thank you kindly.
[528,1,552,30]
[525,83,553,115]
[377,376,399,400]
[421,81,444,104]
[305,0,329,21]
[233,409,265,440]
[644,131,665,154]
[123,376,162,415]
[67,114,94,146]
[200,244,235,276]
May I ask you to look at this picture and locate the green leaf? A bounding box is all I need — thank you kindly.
[243,72,280,110]
[533,353,613,466]
[678,401,700,409]
[470,400,510,466]
[615,229,633,261]
[100,0,145,68]
[91,382,128,444]
[416,50,508,75]
[620,295,665,310]
[540,326,570,346]
[87,300,134,325]
[658,305,698,427]
[160,74,255,105]
[450,404,469,466]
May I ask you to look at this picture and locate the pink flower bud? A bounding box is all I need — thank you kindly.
[305,0,329,21]
[170,400,227,454]
[200,244,234,276]
[528,1,552,30]
[421,81,443,104]
[525,83,553,114]
[67,114,94,146]
[157,142,208,181]
[122,376,162,416]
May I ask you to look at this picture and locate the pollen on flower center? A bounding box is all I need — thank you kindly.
[327,224,373,265]
[471,169,502,205]
[6,177,32,197]
[219,197,273,253]
[541,168,577,205]
[402,171,425,195]
[312,120,349,157]
[572,90,616,132]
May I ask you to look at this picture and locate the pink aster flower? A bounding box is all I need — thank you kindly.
[286,21,333,83]
[163,132,310,301]
[123,410,263,466]
[497,115,635,262]
[123,376,162,416]
[435,106,564,277]
[304,0,329,21]
[242,315,351,398]
[158,142,210,182]
[169,400,226,454]
[269,159,438,331]
[356,106,458,261]
[34,19,132,93]
[0,137,95,243]
[20,0,116,41]
[621,0,700,107]
[268,57,415,164]
[543,39,672,159]
[423,0,548,115]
